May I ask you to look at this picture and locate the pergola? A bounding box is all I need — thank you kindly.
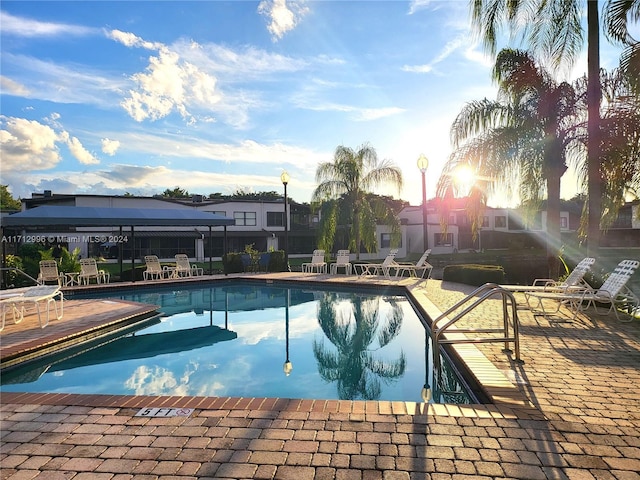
[1,205,235,280]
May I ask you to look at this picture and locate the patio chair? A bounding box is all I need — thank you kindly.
[174,254,203,277]
[330,250,352,275]
[500,257,595,309]
[37,260,65,286]
[393,249,432,279]
[143,255,167,280]
[0,285,64,328]
[0,288,29,331]
[501,257,596,293]
[78,258,110,285]
[525,259,640,322]
[302,250,327,273]
[354,249,399,279]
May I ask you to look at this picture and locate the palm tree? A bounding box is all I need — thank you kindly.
[603,0,640,95]
[574,68,640,227]
[439,49,582,277]
[469,0,639,257]
[312,143,404,260]
[312,293,406,400]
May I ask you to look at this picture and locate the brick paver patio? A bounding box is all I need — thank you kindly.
[1,273,639,479]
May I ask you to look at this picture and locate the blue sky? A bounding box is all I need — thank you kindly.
[0,1,630,207]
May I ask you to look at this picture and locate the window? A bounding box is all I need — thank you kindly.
[434,233,453,246]
[560,216,568,229]
[267,211,285,227]
[234,211,257,226]
[481,216,489,228]
[380,233,401,248]
[495,216,507,228]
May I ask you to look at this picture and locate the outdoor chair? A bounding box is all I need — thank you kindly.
[143,255,167,280]
[500,257,595,309]
[393,249,432,279]
[302,249,327,273]
[78,258,110,285]
[37,260,65,286]
[525,259,640,322]
[0,285,64,328]
[354,249,399,279]
[330,250,352,275]
[174,254,203,277]
[0,287,30,331]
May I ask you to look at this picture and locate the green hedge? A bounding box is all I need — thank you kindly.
[442,264,506,286]
[223,250,287,274]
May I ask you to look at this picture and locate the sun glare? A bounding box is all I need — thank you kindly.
[453,164,476,193]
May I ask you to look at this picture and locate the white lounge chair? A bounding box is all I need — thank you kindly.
[143,255,167,280]
[501,257,596,293]
[174,254,204,277]
[393,249,432,279]
[0,287,30,331]
[330,250,352,275]
[354,249,399,279]
[0,285,64,328]
[501,257,596,309]
[37,260,66,286]
[526,259,640,322]
[302,250,327,273]
[78,258,110,285]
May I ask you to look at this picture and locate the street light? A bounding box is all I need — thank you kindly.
[417,154,429,251]
[280,171,290,271]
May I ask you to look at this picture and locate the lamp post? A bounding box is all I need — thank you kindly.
[417,154,429,251]
[280,171,290,271]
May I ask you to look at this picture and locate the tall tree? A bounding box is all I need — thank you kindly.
[439,49,582,277]
[469,0,604,256]
[312,143,404,260]
[603,0,640,95]
[0,185,21,211]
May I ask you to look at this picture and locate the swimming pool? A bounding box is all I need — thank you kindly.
[1,280,480,404]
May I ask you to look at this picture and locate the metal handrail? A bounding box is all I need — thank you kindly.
[0,267,39,288]
[431,283,522,371]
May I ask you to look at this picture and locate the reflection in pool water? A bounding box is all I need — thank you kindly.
[1,282,477,404]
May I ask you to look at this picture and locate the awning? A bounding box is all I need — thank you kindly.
[2,206,235,228]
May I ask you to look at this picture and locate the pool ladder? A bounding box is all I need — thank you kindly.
[431,283,522,372]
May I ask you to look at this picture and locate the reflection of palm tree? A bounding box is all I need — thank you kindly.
[312,293,406,400]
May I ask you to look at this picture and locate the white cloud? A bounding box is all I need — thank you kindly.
[121,48,220,123]
[64,134,100,165]
[408,0,434,15]
[1,53,128,107]
[258,0,309,41]
[0,11,95,37]
[0,116,61,171]
[106,29,163,50]
[101,138,120,156]
[0,76,30,96]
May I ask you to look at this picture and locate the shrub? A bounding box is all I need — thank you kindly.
[223,252,245,274]
[443,264,506,286]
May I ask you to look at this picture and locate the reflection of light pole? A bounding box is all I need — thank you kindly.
[283,289,292,376]
[417,154,429,251]
[280,171,290,271]
[421,326,432,403]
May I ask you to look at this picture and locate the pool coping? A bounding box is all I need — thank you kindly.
[0,272,541,420]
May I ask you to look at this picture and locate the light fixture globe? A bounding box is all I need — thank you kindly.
[417,154,429,172]
[280,171,290,185]
[283,361,293,376]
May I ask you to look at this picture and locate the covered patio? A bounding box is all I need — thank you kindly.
[1,205,235,282]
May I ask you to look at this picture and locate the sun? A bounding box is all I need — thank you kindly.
[453,164,476,193]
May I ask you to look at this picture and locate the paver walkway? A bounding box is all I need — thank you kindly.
[1,275,639,479]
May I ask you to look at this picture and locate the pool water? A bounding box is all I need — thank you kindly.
[1,281,477,404]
